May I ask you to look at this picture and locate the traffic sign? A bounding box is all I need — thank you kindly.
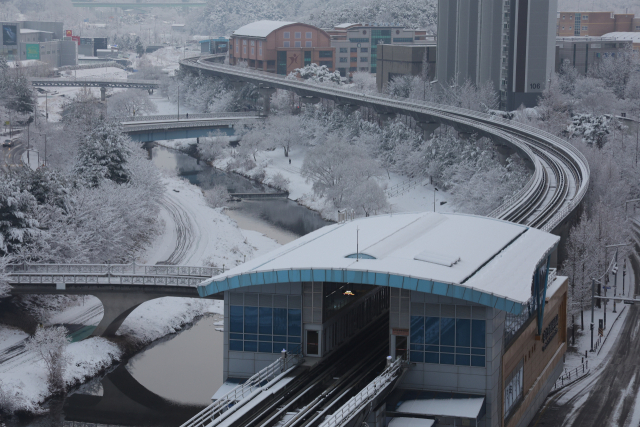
[603,286,611,290]
[624,300,635,305]
[598,328,604,337]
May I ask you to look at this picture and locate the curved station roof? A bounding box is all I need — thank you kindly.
[232,20,298,38]
[198,212,559,315]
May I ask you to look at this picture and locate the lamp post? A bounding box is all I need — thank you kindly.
[433,187,438,212]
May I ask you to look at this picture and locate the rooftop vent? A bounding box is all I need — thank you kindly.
[414,250,460,267]
[345,253,376,260]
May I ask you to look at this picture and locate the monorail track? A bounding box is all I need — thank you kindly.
[180,55,590,232]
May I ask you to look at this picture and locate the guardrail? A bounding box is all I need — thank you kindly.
[8,274,205,287]
[319,357,404,427]
[122,112,259,122]
[386,178,424,197]
[180,347,303,427]
[30,77,159,86]
[5,262,220,278]
[122,119,260,133]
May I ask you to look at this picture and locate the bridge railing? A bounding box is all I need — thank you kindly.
[180,347,303,427]
[5,263,221,278]
[30,77,159,85]
[8,274,205,287]
[121,112,258,122]
[319,357,404,427]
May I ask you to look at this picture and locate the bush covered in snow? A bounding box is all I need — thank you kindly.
[205,185,230,208]
[565,114,611,148]
[288,64,341,85]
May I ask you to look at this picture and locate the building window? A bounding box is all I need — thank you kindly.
[350,47,358,52]
[583,15,588,19]
[250,40,255,46]
[243,40,247,45]
[294,41,301,47]
[251,47,255,54]
[304,50,311,66]
[339,57,348,62]
[349,38,369,43]
[305,41,312,47]
[259,41,262,47]
[582,26,588,30]
[349,66,357,72]
[562,15,565,19]
[306,32,312,39]
[229,305,302,354]
[409,309,486,367]
[243,46,247,54]
[284,32,290,39]
[259,48,262,55]
[504,359,524,420]
[359,67,369,71]
[350,57,357,62]
[295,32,301,39]
[393,38,413,43]
[371,47,377,54]
[319,50,333,58]
[562,26,565,30]
[360,57,368,62]
[339,47,348,53]
[235,44,239,53]
[284,41,290,47]
[360,47,368,52]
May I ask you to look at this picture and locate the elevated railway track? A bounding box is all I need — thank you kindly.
[180,55,590,235]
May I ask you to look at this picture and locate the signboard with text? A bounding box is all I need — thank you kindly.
[26,44,40,60]
[72,36,80,45]
[65,30,73,37]
[2,25,17,46]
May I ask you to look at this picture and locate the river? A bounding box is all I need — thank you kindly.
[13,145,329,427]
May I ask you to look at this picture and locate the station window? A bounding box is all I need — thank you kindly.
[250,40,255,46]
[283,32,290,39]
[230,305,302,354]
[305,41,312,47]
[251,47,255,54]
[243,46,247,54]
[284,41,290,47]
[409,308,486,367]
[306,32,312,39]
[319,50,333,58]
[351,47,358,52]
[340,47,348,53]
[295,41,301,47]
[295,32,301,39]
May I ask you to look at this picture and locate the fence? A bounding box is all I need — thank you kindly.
[552,361,589,390]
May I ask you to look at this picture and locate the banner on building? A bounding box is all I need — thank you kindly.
[2,25,17,46]
[65,30,73,37]
[72,36,80,45]
[26,44,40,60]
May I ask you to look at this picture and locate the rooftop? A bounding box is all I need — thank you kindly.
[602,32,640,43]
[20,29,52,34]
[232,20,297,38]
[198,212,559,314]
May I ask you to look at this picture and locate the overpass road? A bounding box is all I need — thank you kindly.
[180,55,590,236]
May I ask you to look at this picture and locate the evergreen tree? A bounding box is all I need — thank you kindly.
[0,177,40,256]
[74,121,132,187]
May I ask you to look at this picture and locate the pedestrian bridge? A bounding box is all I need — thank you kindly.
[7,263,220,337]
[121,112,262,142]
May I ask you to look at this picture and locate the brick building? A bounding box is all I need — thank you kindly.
[229,21,335,75]
[557,11,640,37]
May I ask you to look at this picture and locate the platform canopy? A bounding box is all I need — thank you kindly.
[197,212,559,315]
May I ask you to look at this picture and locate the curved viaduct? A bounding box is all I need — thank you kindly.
[180,56,590,244]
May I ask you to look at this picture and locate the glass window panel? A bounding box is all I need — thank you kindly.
[244,307,258,334]
[244,334,257,341]
[274,343,286,353]
[244,341,257,352]
[273,335,287,342]
[471,356,485,367]
[425,345,439,352]
[288,336,301,343]
[457,347,470,354]
[288,309,302,336]
[410,316,424,344]
[441,346,455,354]
[274,308,287,335]
[410,344,424,351]
[440,353,455,365]
[456,355,470,366]
[471,348,485,355]
[259,342,272,353]
[456,319,471,347]
[230,306,243,333]
[287,343,299,353]
[230,340,243,351]
[259,307,272,334]
[472,320,486,348]
[425,352,439,364]
[410,351,424,363]
[425,317,440,345]
[230,333,243,340]
[441,318,455,346]
[259,335,272,341]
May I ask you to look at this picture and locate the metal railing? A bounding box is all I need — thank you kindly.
[122,118,260,133]
[552,361,588,390]
[8,273,205,287]
[30,77,159,87]
[180,348,303,427]
[5,262,220,278]
[121,111,259,122]
[386,178,424,197]
[318,357,404,427]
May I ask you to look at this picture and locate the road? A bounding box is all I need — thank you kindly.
[529,268,640,427]
[0,136,26,173]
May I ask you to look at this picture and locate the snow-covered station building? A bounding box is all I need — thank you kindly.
[198,212,568,427]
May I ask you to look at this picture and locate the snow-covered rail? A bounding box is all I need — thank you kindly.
[5,262,220,278]
[29,77,159,89]
[180,349,303,427]
[181,56,590,232]
[122,111,259,122]
[121,117,261,133]
[8,274,205,287]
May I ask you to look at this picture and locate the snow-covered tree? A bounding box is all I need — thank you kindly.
[108,89,158,118]
[565,114,611,148]
[26,326,69,394]
[74,120,133,186]
[0,177,40,256]
[289,63,341,84]
[198,131,230,163]
[270,172,290,192]
[0,256,11,298]
[205,185,230,208]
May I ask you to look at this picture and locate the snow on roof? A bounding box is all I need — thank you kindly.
[20,29,52,34]
[601,32,640,43]
[397,397,485,419]
[334,23,360,29]
[233,20,297,38]
[388,418,435,427]
[199,212,559,313]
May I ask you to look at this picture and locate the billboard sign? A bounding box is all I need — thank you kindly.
[65,29,73,37]
[72,36,80,45]
[26,44,40,60]
[2,25,17,46]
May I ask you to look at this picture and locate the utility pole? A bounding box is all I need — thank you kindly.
[44,134,47,167]
[177,84,180,120]
[590,278,595,352]
[613,249,619,313]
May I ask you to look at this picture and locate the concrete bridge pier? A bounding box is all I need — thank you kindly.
[417,121,440,139]
[336,103,360,115]
[258,87,277,115]
[90,292,166,337]
[100,86,107,101]
[148,88,154,95]
[377,112,397,125]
